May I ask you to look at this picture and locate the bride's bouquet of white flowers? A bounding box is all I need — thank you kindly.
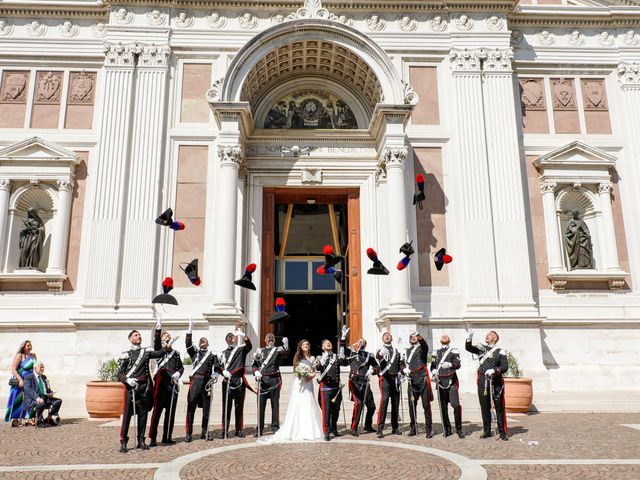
[294,362,312,380]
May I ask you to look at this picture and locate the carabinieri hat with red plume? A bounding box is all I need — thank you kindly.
[413,174,426,210]
[152,276,178,305]
[155,208,185,231]
[366,247,389,275]
[235,263,257,290]
[269,297,290,324]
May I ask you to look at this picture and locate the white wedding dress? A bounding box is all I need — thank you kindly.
[259,358,324,443]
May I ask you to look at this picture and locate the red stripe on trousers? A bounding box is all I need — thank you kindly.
[376,376,383,428]
[185,378,193,435]
[349,380,359,430]
[119,387,126,441]
[148,372,162,437]
[424,368,432,417]
[501,386,507,434]
[320,382,327,433]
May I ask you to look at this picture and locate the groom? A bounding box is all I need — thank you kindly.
[315,326,349,441]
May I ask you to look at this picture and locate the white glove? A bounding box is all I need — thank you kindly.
[340,325,350,341]
[171,371,181,383]
[467,328,474,341]
[187,318,193,335]
[254,371,263,380]
[441,361,452,369]
[485,368,495,377]
[365,366,374,380]
[126,378,138,388]
[222,370,231,379]
[282,337,289,350]
[211,372,220,382]
[233,330,244,338]
[155,309,162,330]
[402,367,411,376]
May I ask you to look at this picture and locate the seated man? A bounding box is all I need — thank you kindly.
[23,361,62,428]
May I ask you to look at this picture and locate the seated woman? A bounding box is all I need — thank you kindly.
[4,340,37,427]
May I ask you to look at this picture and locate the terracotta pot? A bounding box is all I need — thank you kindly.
[85,381,124,418]
[504,377,533,413]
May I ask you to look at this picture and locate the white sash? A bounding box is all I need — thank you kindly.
[406,345,419,367]
[437,347,453,371]
[258,346,278,373]
[151,350,177,379]
[190,350,213,377]
[223,346,241,371]
[316,354,336,383]
[479,345,500,369]
[125,348,147,379]
[379,348,398,376]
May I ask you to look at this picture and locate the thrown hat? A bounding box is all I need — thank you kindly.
[316,265,344,285]
[397,241,415,271]
[155,208,185,231]
[162,277,174,294]
[269,297,290,324]
[413,174,426,209]
[152,276,178,305]
[322,245,343,269]
[180,258,201,286]
[235,263,257,290]
[366,248,389,275]
[433,247,453,271]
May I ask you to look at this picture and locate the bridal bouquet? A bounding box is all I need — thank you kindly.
[294,363,312,380]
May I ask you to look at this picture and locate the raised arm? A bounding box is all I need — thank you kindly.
[418,336,429,362]
[185,318,197,360]
[465,338,482,355]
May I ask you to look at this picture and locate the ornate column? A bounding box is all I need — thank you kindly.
[449,48,500,311]
[120,45,171,305]
[482,48,535,310]
[597,181,621,271]
[46,178,74,275]
[539,181,563,272]
[0,178,10,272]
[84,43,139,306]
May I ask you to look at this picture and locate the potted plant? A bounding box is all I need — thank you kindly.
[85,359,125,419]
[503,352,533,413]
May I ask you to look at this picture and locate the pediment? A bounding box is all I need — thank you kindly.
[0,137,79,165]
[533,141,616,171]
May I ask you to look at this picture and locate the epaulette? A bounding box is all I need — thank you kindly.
[499,349,507,356]
[118,351,129,360]
[450,348,459,353]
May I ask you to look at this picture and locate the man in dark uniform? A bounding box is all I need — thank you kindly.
[148,330,183,447]
[465,329,509,441]
[117,316,165,452]
[218,330,253,438]
[402,331,434,438]
[184,318,219,442]
[431,334,464,438]
[340,334,377,436]
[315,328,348,441]
[252,332,289,436]
[375,331,403,438]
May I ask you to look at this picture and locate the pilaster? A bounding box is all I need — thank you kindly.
[0,178,10,272]
[46,177,74,275]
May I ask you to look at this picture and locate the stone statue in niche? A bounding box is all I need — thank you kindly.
[18,207,46,270]
[264,91,357,129]
[564,210,594,270]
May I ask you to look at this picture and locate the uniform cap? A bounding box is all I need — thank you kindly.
[180,258,201,286]
[413,175,426,209]
[433,247,453,271]
[234,263,257,290]
[399,241,414,257]
[270,297,290,324]
[162,277,174,294]
[366,247,389,275]
[152,293,178,305]
[322,244,343,269]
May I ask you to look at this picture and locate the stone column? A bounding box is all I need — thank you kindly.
[120,45,171,305]
[46,178,74,275]
[597,181,621,271]
[539,181,563,272]
[0,178,11,272]
[84,43,139,306]
[482,49,535,309]
[449,49,500,311]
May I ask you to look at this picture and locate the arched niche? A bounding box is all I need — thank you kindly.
[556,187,600,270]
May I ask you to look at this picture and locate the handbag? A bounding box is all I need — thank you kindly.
[8,375,19,388]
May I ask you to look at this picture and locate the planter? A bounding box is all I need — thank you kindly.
[504,377,533,413]
[86,381,124,418]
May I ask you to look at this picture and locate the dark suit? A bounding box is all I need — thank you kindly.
[23,372,62,421]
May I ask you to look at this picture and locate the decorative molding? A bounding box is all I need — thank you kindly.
[0,178,11,191]
[536,30,555,46]
[402,81,419,105]
[57,178,74,192]
[429,15,447,32]
[397,14,417,32]
[328,13,354,27]
[568,30,585,47]
[68,72,96,105]
[301,168,322,184]
[113,7,133,25]
[289,0,330,20]
[206,78,224,103]
[174,10,194,28]
[146,9,167,26]
[520,78,546,110]
[483,48,513,72]
[58,20,78,37]
[90,22,106,38]
[582,79,607,111]
[0,18,14,37]
[103,42,141,67]
[380,146,408,167]
[623,30,640,47]
[270,12,286,25]
[138,44,171,68]
[207,11,227,29]
[597,182,612,195]
[454,14,473,31]
[26,20,47,37]
[47,280,63,292]
[1,72,29,103]
[238,11,258,30]
[510,29,523,45]
[551,79,577,110]
[217,145,242,166]
[598,31,615,47]
[366,13,386,31]
[486,15,504,31]
[35,71,62,104]
[449,48,486,72]
[539,181,557,194]
[617,63,640,86]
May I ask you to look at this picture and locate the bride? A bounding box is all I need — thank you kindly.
[259,339,323,443]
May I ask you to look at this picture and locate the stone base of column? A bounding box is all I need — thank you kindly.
[203,310,247,353]
[463,304,539,318]
[375,307,422,350]
[72,305,158,325]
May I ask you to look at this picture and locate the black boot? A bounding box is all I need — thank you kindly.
[324,433,331,441]
[185,434,193,443]
[137,437,149,450]
[332,430,342,437]
[364,426,376,433]
[376,430,384,438]
[407,429,416,437]
[200,432,206,440]
[235,430,245,438]
[481,432,493,439]
[162,438,176,445]
[149,438,158,447]
[500,434,509,441]
[457,430,465,439]
[119,441,128,453]
[425,429,433,438]
[350,429,359,437]
[444,428,453,438]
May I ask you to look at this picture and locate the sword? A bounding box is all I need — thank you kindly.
[360,380,371,432]
[339,385,348,433]
[256,376,261,438]
[490,376,498,437]
[398,376,405,434]
[434,372,446,437]
[407,376,418,435]
[222,378,230,440]
[132,387,137,442]
[167,381,177,441]
[204,375,217,440]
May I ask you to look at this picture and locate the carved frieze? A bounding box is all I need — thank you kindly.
[35,71,62,104]
[486,15,504,32]
[68,72,96,105]
[138,44,171,68]
[366,14,386,31]
[511,29,524,45]
[429,15,447,32]
[114,8,133,25]
[449,48,486,72]
[217,145,243,166]
[1,71,29,103]
[520,78,546,110]
[328,13,354,27]
[454,14,473,31]
[26,20,46,37]
[59,20,78,37]
[238,12,258,30]
[397,15,417,32]
[103,42,141,67]
[598,31,615,47]
[581,79,608,111]
[380,146,408,167]
[270,12,286,25]
[207,11,227,29]
[617,62,640,86]
[301,168,322,184]
[537,30,555,46]
[568,30,585,47]
[484,48,513,72]
[146,9,167,26]
[0,19,14,37]
[623,30,639,46]
[174,10,194,28]
[91,23,107,38]
[551,79,577,110]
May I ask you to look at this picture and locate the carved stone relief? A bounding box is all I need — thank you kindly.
[301,168,322,184]
[91,23,107,38]
[511,29,524,45]
[618,63,640,86]
[484,48,513,71]
[454,14,473,31]
[263,90,357,129]
[0,18,14,36]
[35,71,62,104]
[537,30,555,46]
[238,12,258,30]
[623,30,639,46]
[207,11,227,29]
[1,72,29,103]
[146,9,168,26]
[328,13,354,26]
[551,79,577,110]
[520,79,546,110]
[174,10,194,28]
[449,48,486,72]
[429,15,447,32]
[598,31,615,47]
[271,13,286,25]
[568,30,585,47]
[114,8,133,25]
[58,20,78,37]
[366,14,386,31]
[397,15,417,32]
[68,72,96,105]
[26,20,47,37]
[582,79,608,111]
[486,15,504,31]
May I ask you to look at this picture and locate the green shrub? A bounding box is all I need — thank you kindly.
[97,359,119,382]
[182,355,193,366]
[507,352,523,378]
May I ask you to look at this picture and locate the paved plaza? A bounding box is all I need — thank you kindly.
[1,413,640,479]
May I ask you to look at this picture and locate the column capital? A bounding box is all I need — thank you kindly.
[617,62,640,87]
[57,177,74,192]
[598,181,613,194]
[206,78,224,103]
[0,177,10,191]
[539,181,557,194]
[449,48,486,73]
[217,144,243,166]
[138,44,171,69]
[103,42,141,67]
[379,146,408,168]
[483,48,514,73]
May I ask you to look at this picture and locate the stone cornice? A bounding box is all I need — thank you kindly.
[0,5,108,19]
[508,6,640,29]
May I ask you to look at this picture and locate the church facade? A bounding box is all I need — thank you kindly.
[1,0,640,403]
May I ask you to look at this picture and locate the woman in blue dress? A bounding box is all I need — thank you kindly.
[5,340,37,427]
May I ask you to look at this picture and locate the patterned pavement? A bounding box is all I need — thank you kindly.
[0,413,639,479]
